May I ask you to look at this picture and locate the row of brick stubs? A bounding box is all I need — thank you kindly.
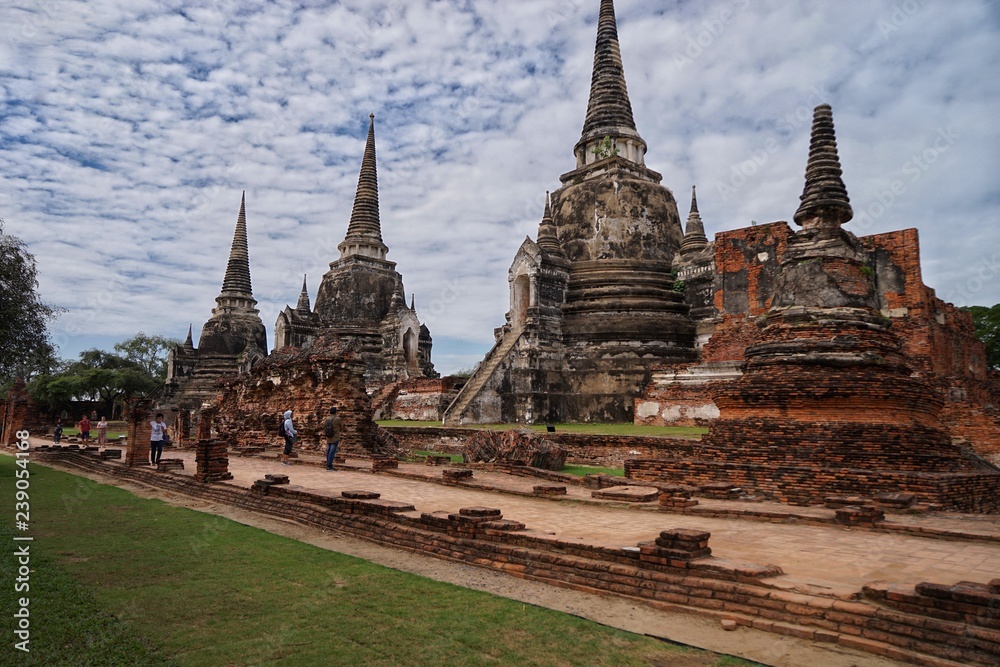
[40,452,1000,666]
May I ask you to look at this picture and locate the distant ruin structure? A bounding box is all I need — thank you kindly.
[165,193,268,437]
[274,114,436,388]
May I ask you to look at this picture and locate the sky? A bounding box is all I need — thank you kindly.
[1,0,998,376]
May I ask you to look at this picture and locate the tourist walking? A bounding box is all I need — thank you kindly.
[150,413,168,466]
[280,410,297,465]
[53,424,63,444]
[79,415,91,445]
[323,407,343,470]
[97,416,108,445]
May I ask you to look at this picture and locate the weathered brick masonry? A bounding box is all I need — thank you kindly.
[213,336,384,456]
[640,224,1000,457]
[384,426,696,467]
[1,378,50,446]
[631,105,1000,510]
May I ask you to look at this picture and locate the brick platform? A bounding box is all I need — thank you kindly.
[38,449,1000,667]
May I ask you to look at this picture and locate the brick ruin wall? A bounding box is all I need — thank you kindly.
[637,224,1000,460]
[390,377,460,421]
[212,339,378,456]
[860,229,1000,462]
[1,381,51,446]
[384,426,699,467]
[40,450,1000,667]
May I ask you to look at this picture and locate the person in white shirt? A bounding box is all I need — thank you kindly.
[150,413,168,466]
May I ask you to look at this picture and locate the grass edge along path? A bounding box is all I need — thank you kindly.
[0,456,751,667]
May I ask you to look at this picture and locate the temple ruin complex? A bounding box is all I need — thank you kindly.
[444,0,1000,472]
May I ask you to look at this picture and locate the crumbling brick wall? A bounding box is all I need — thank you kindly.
[214,337,377,455]
[2,379,50,446]
[390,377,460,421]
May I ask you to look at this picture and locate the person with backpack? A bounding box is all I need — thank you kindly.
[279,410,296,465]
[323,407,343,471]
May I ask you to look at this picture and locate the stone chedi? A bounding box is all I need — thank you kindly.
[166,193,268,419]
[444,0,695,424]
[627,105,1000,512]
[274,114,435,387]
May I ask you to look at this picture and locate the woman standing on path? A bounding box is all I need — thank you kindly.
[97,416,108,445]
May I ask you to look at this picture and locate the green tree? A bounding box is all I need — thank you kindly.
[962,304,1000,370]
[0,220,59,385]
[29,349,159,419]
[114,332,180,379]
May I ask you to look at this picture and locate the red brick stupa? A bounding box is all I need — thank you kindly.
[628,105,1000,512]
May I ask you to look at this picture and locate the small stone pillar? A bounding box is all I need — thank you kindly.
[195,439,232,483]
[176,409,192,446]
[196,406,217,441]
[2,378,30,447]
[124,399,153,466]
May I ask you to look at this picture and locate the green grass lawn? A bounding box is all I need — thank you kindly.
[58,427,128,440]
[560,464,626,477]
[379,420,707,438]
[411,449,465,463]
[0,456,751,667]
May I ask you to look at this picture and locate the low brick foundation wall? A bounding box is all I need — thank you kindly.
[626,457,1000,513]
[38,450,1000,667]
[384,427,694,467]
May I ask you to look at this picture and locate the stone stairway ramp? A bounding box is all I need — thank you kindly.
[370,381,402,420]
[443,329,523,424]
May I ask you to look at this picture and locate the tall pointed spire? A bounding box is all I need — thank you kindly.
[220,191,254,298]
[794,104,853,229]
[679,186,708,254]
[184,324,194,349]
[296,275,311,314]
[575,0,645,167]
[339,114,388,260]
[536,192,566,260]
[409,294,415,311]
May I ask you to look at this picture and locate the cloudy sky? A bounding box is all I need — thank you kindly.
[2,0,998,375]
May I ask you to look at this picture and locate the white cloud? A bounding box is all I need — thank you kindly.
[1,0,997,374]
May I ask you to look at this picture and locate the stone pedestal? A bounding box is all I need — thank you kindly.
[124,399,152,467]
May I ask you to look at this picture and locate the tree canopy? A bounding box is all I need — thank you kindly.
[28,348,160,419]
[114,332,180,379]
[962,304,1000,371]
[0,220,59,386]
